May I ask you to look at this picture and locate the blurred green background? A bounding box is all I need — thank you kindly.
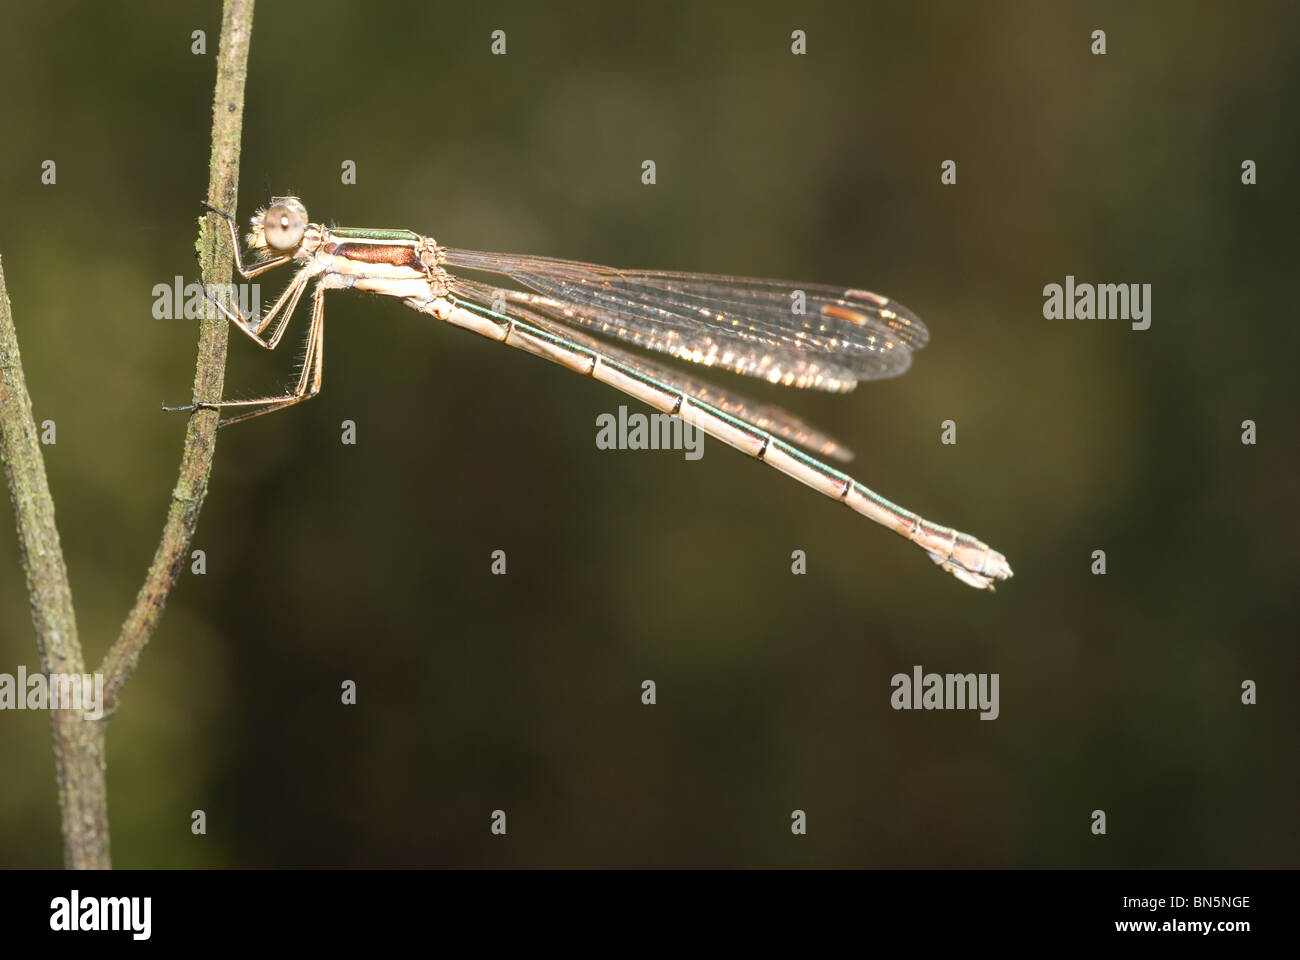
[0,1,1296,867]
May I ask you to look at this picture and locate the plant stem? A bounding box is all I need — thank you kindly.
[0,258,108,868]
[0,0,255,868]
[101,0,254,716]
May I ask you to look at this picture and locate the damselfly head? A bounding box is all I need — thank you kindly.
[248,196,309,253]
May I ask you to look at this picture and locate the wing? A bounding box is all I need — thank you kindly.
[452,278,855,462]
[442,249,928,393]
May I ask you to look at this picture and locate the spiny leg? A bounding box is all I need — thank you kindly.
[162,268,318,415]
[212,284,327,427]
[205,263,312,348]
[163,283,326,423]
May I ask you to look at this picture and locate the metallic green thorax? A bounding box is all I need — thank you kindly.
[332,226,421,242]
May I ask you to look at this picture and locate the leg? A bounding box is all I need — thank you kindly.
[165,284,327,426]
[219,297,325,427]
[164,269,315,413]
[204,263,312,348]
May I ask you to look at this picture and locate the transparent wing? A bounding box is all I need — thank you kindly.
[443,249,928,393]
[452,278,855,462]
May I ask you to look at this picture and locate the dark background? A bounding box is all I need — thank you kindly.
[0,1,1295,867]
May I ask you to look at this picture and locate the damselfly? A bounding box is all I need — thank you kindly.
[168,198,1013,590]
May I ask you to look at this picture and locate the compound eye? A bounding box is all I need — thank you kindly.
[263,199,307,250]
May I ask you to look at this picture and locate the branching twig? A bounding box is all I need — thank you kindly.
[0,0,255,868]
[100,0,255,714]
